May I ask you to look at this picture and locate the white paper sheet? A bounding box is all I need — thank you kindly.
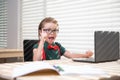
[58,65,109,77]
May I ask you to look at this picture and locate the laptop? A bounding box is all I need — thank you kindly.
[72,31,119,63]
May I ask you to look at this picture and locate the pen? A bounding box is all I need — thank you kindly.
[53,65,64,72]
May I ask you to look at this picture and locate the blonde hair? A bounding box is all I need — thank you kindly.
[38,17,58,39]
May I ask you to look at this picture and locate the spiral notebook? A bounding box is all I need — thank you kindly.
[72,31,119,63]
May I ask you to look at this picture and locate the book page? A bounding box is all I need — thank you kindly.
[56,65,109,77]
[13,61,58,78]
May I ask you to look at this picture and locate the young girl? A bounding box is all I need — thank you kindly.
[33,17,93,61]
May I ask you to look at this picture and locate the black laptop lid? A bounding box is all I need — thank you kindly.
[95,31,119,62]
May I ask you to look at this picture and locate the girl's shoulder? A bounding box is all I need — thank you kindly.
[55,42,62,47]
[55,42,65,49]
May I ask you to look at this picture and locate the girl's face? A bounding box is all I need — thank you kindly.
[40,22,59,44]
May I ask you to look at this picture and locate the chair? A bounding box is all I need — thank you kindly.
[23,40,38,61]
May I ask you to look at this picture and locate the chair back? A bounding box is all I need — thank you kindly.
[23,40,38,61]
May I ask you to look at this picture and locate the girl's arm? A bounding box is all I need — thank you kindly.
[33,40,44,61]
[63,50,93,58]
[33,32,47,61]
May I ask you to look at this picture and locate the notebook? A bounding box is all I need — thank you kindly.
[72,31,119,63]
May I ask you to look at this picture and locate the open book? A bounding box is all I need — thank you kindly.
[0,61,109,79]
[13,62,60,77]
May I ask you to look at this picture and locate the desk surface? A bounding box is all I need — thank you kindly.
[0,59,120,80]
[0,49,23,58]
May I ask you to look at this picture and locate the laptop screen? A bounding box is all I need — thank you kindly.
[95,31,119,62]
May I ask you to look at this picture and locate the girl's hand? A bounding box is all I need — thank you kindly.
[85,50,93,58]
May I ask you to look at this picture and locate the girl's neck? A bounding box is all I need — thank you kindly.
[45,41,54,45]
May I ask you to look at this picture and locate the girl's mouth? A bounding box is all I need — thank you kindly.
[48,37,55,40]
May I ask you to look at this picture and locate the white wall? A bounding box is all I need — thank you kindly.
[7,0,20,48]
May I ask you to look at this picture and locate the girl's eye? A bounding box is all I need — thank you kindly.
[43,28,59,34]
[43,29,51,33]
[47,29,51,32]
[43,29,50,31]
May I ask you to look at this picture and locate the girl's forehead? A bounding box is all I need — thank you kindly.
[44,22,58,29]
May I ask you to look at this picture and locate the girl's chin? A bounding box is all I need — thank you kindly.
[47,40,55,44]
[48,42,54,44]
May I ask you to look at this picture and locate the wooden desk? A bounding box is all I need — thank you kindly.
[0,49,23,58]
[0,59,120,80]
[0,49,23,63]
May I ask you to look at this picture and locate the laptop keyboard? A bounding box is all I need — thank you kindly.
[72,57,95,62]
